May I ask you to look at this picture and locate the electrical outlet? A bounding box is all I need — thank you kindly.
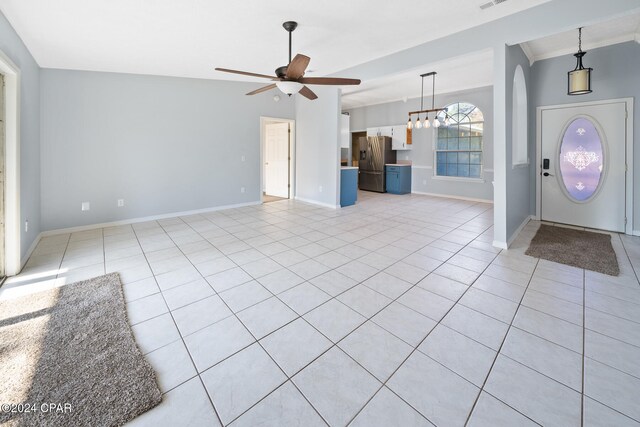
[117,199,125,207]
[240,187,245,193]
[81,202,90,211]
[319,185,323,193]
[25,220,28,233]
[241,155,246,162]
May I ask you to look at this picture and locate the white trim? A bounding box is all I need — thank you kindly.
[0,50,21,276]
[431,176,486,183]
[20,232,43,269]
[411,165,433,169]
[532,34,639,63]
[633,230,640,237]
[505,215,534,248]
[536,97,634,234]
[492,240,508,250]
[293,196,339,210]
[260,117,295,203]
[484,168,494,173]
[411,190,492,204]
[40,201,262,237]
[519,42,535,66]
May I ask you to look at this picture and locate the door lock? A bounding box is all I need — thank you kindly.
[543,172,554,177]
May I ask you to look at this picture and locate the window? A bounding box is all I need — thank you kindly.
[435,102,484,178]
[512,65,528,166]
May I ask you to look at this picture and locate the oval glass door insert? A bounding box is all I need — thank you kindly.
[559,117,603,202]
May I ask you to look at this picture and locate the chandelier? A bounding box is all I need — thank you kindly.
[407,72,449,130]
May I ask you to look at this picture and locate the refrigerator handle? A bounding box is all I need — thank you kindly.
[360,150,366,160]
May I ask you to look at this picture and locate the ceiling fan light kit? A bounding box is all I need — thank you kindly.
[276,81,303,95]
[214,21,361,100]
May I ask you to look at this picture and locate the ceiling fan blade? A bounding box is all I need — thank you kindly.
[299,86,318,100]
[246,84,277,96]
[298,77,361,86]
[215,67,276,80]
[286,54,311,79]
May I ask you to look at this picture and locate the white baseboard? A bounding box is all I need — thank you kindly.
[294,197,339,209]
[411,190,493,204]
[493,215,534,250]
[20,232,44,270]
[40,201,262,237]
[633,230,640,237]
[508,215,534,247]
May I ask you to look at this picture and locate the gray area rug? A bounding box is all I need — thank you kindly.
[525,224,619,276]
[0,273,162,426]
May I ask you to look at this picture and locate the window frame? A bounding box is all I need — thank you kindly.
[433,102,485,182]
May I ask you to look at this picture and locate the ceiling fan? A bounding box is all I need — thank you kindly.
[215,21,361,100]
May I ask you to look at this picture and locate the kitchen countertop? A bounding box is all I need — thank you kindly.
[385,163,411,166]
[341,166,358,170]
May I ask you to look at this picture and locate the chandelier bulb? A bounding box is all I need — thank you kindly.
[407,117,413,130]
[424,116,431,128]
[415,116,423,129]
[433,117,441,128]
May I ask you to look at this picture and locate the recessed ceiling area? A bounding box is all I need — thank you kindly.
[341,50,494,109]
[0,0,548,81]
[520,11,640,62]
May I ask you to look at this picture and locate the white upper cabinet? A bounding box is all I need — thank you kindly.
[341,114,350,148]
[366,125,412,150]
[392,125,412,150]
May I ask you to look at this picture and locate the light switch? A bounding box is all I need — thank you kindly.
[81,202,90,211]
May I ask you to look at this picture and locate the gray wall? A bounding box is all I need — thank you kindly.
[345,86,494,201]
[295,87,341,207]
[505,44,532,240]
[0,11,40,260]
[530,41,640,229]
[40,69,294,230]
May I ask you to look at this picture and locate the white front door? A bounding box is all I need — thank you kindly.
[264,122,290,198]
[540,101,627,232]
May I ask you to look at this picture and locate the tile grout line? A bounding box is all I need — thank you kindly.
[129,222,226,427]
[157,216,331,427]
[463,256,540,427]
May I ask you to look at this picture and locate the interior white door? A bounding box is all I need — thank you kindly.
[264,122,290,198]
[541,102,626,232]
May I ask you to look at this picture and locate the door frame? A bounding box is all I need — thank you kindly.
[0,50,20,276]
[535,97,634,234]
[260,117,295,202]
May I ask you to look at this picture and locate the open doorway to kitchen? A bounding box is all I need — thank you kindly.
[260,117,295,203]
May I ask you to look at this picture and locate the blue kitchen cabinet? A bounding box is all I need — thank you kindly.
[386,165,411,195]
[340,167,358,207]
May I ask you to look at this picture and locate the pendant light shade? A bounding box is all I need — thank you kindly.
[568,28,592,95]
[424,115,431,128]
[415,116,423,129]
[276,81,303,95]
[407,117,413,130]
[433,118,441,128]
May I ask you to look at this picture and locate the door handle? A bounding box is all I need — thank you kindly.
[543,172,554,177]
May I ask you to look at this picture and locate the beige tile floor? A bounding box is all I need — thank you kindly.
[3,191,640,426]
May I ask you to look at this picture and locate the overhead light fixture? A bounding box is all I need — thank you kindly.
[407,71,446,130]
[568,27,592,95]
[276,81,303,96]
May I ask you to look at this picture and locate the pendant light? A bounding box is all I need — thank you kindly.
[407,71,446,131]
[568,27,592,95]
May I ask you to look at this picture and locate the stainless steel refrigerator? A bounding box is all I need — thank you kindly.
[358,136,396,192]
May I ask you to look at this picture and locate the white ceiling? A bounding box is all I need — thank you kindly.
[521,11,640,62]
[341,50,494,109]
[0,0,548,82]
